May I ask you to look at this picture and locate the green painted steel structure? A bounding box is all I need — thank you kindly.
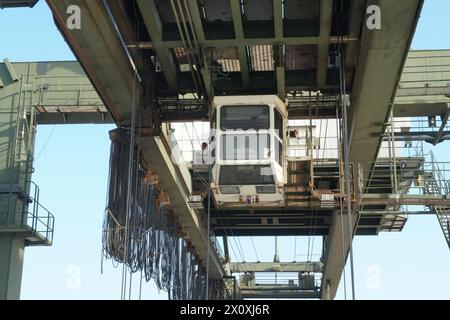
[5,0,450,301]
[0,49,448,299]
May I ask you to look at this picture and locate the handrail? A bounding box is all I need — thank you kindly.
[26,181,55,244]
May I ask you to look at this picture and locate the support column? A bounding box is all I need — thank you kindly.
[0,66,35,300]
[0,235,25,300]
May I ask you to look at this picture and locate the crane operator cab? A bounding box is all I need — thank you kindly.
[209,95,287,208]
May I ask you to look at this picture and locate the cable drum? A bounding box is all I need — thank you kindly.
[103,128,221,300]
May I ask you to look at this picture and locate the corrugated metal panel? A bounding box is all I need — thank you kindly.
[200,0,233,22]
[285,45,317,70]
[216,59,241,72]
[173,48,192,72]
[173,48,188,64]
[213,47,241,72]
[243,0,273,20]
[284,0,320,20]
[250,45,274,71]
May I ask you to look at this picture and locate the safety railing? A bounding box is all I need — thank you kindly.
[0,181,54,246]
[287,135,417,161]
[355,153,450,199]
[393,117,450,134]
[386,117,450,145]
[420,152,450,249]
[169,121,210,164]
[26,181,55,245]
[248,272,322,290]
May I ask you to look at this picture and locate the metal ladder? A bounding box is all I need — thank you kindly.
[422,152,450,250]
[14,75,37,165]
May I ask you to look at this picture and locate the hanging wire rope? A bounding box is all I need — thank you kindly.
[250,237,260,262]
[205,134,212,299]
[335,0,356,300]
[235,236,248,263]
[120,63,139,300]
[35,125,56,160]
[99,0,224,300]
[309,210,318,263]
[102,128,222,300]
[335,98,348,300]
[293,236,297,262]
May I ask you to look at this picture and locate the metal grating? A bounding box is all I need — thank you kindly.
[199,0,233,22]
[285,45,317,70]
[249,45,274,71]
[284,0,320,20]
[216,59,241,72]
[243,0,273,21]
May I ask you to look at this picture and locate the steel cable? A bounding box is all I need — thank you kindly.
[102,128,221,299]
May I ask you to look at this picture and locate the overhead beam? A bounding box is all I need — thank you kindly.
[344,0,366,88]
[134,36,359,50]
[230,0,250,87]
[273,0,283,40]
[0,0,38,8]
[273,0,285,99]
[394,102,450,118]
[397,86,450,97]
[35,109,114,125]
[0,61,114,125]
[316,0,333,86]
[231,262,323,273]
[105,0,156,126]
[360,194,450,207]
[137,0,178,90]
[46,0,138,122]
[185,0,205,41]
[185,0,214,99]
[348,0,424,173]
[275,55,286,100]
[322,1,424,300]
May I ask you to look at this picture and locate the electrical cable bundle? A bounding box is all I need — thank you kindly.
[102,128,222,300]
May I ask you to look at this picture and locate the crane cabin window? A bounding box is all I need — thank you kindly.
[220,105,269,130]
[219,165,275,185]
[221,134,270,160]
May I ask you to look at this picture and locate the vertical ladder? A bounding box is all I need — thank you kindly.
[7,75,38,228]
[14,75,37,166]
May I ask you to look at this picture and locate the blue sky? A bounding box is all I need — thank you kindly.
[1,0,449,300]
